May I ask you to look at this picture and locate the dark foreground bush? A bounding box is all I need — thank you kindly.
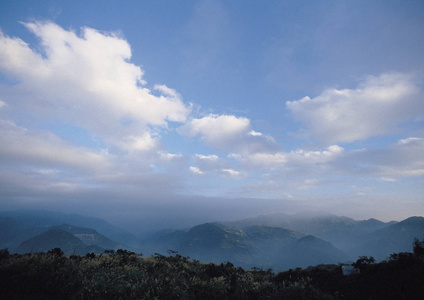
[1,247,423,299]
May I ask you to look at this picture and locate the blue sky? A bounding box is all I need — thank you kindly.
[0,0,423,232]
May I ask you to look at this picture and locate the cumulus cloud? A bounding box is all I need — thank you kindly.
[286,145,344,165]
[179,114,280,154]
[0,120,110,173]
[189,153,239,177]
[286,73,424,144]
[0,21,191,153]
[349,136,424,178]
[249,137,424,196]
[220,168,243,178]
[189,166,204,175]
[0,21,195,204]
[230,145,344,173]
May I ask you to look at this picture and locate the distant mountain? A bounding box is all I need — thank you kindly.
[1,212,124,254]
[351,216,424,260]
[242,225,304,268]
[179,223,250,265]
[0,210,139,250]
[278,235,348,270]
[15,228,98,255]
[225,211,396,259]
[4,209,423,271]
[0,217,44,251]
[141,222,347,271]
[52,224,119,250]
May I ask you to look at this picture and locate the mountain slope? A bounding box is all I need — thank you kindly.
[0,210,139,250]
[52,224,119,250]
[278,235,348,269]
[180,223,250,264]
[351,216,424,260]
[141,222,347,271]
[15,228,93,254]
[226,211,396,258]
[0,217,44,251]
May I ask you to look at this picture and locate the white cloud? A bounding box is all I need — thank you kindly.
[286,145,344,165]
[179,114,249,144]
[179,114,281,154]
[352,137,424,178]
[231,145,344,171]
[191,153,226,174]
[286,72,424,144]
[220,168,242,178]
[195,154,219,161]
[0,21,191,153]
[0,120,110,173]
[189,166,204,175]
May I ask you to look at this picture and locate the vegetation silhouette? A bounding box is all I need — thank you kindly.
[0,239,423,299]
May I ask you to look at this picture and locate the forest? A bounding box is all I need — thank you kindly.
[1,239,424,300]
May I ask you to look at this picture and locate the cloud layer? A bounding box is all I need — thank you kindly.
[0,20,423,228]
[286,73,424,144]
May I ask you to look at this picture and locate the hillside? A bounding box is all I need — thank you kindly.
[278,235,348,269]
[0,210,139,249]
[15,228,92,255]
[141,222,347,270]
[350,216,424,260]
[2,209,424,272]
[226,211,400,259]
[52,224,119,250]
[0,217,44,251]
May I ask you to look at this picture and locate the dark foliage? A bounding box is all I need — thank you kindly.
[1,240,424,299]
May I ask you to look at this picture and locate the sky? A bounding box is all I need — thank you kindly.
[0,0,423,234]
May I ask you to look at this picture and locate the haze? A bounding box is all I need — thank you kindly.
[0,0,423,235]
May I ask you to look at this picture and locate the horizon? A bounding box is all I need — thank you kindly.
[0,207,418,237]
[0,1,423,231]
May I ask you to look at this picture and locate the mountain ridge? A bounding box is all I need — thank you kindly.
[2,209,423,271]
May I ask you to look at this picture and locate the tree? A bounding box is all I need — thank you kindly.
[413,238,424,257]
[353,256,375,271]
[47,248,64,257]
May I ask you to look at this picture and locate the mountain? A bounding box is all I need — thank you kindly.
[351,216,424,260]
[0,211,124,254]
[140,228,187,256]
[226,211,396,259]
[179,223,250,265]
[4,209,423,271]
[0,210,139,250]
[52,224,119,250]
[0,217,45,251]
[278,235,348,270]
[141,222,347,271]
[15,228,96,255]
[242,225,304,268]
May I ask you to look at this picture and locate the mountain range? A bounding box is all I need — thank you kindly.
[1,209,423,271]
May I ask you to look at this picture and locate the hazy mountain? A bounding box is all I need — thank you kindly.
[350,216,424,260]
[0,217,44,251]
[0,210,139,250]
[3,209,423,271]
[15,228,97,255]
[179,223,250,265]
[140,229,187,255]
[278,235,348,270]
[141,222,347,271]
[226,211,396,258]
[52,224,120,250]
